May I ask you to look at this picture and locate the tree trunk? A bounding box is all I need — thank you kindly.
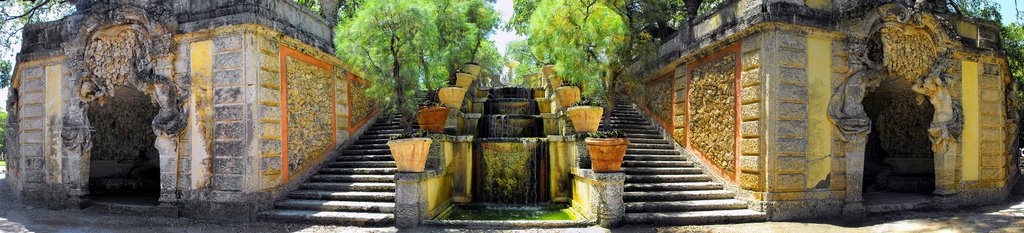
[391,36,414,133]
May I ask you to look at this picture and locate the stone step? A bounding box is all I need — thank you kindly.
[626,149,679,155]
[275,199,396,213]
[610,124,656,130]
[608,120,650,125]
[624,133,663,139]
[626,174,712,183]
[328,161,396,168]
[288,190,396,202]
[623,209,765,225]
[259,209,394,226]
[625,138,670,144]
[343,149,392,156]
[612,113,643,117]
[310,174,394,183]
[624,154,686,161]
[318,168,398,175]
[355,138,389,145]
[626,143,674,150]
[348,144,389,150]
[362,134,401,140]
[618,128,660,135]
[624,190,734,202]
[336,155,394,162]
[300,182,395,192]
[624,182,722,191]
[626,199,748,212]
[611,117,647,122]
[621,160,693,168]
[621,167,703,175]
[364,129,404,135]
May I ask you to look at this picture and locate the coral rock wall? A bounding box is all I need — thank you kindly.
[689,54,738,175]
[645,74,673,128]
[285,57,334,177]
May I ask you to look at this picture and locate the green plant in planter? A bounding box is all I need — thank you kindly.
[586,130,625,139]
[390,129,430,140]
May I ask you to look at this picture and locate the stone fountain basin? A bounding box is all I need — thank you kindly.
[478,115,543,138]
[484,98,539,115]
[489,87,534,99]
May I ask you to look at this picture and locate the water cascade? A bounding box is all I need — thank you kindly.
[474,87,549,205]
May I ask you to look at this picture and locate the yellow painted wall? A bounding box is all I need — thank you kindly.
[956,21,979,42]
[189,40,214,188]
[805,0,832,9]
[806,36,832,189]
[962,60,980,181]
[44,65,62,183]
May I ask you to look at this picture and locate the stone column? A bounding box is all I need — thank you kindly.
[842,135,867,218]
[395,172,428,228]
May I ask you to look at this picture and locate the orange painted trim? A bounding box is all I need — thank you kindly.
[642,71,675,130]
[683,43,742,183]
[279,45,335,183]
[347,73,378,134]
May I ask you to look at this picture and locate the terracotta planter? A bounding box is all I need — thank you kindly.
[464,63,482,78]
[536,98,552,114]
[585,137,629,172]
[417,106,449,132]
[455,72,476,89]
[387,137,433,172]
[566,106,603,133]
[438,87,468,109]
[555,86,581,108]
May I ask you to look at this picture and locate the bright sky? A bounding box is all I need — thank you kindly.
[490,0,526,57]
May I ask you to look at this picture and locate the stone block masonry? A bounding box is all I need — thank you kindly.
[5,0,377,222]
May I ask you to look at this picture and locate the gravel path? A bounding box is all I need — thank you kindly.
[1,174,1022,232]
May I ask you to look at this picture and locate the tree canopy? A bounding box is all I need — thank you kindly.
[335,0,502,131]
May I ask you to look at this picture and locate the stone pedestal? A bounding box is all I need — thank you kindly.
[395,172,429,228]
[541,113,559,135]
[572,169,625,227]
[445,109,463,135]
[464,113,482,135]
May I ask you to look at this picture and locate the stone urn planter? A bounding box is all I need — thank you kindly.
[542,64,556,76]
[387,137,432,172]
[464,63,482,77]
[438,87,468,109]
[417,106,449,132]
[548,75,563,89]
[455,72,476,89]
[566,106,603,133]
[585,136,629,172]
[555,86,581,108]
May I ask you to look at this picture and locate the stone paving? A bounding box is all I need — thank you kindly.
[0,173,1020,233]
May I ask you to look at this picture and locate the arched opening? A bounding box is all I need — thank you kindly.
[86,86,161,206]
[862,77,936,196]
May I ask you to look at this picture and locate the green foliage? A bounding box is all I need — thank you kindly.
[0,111,7,158]
[0,60,12,89]
[0,0,74,60]
[390,129,429,140]
[527,0,627,99]
[949,0,1003,22]
[586,130,624,138]
[505,39,541,84]
[335,0,501,116]
[335,0,440,116]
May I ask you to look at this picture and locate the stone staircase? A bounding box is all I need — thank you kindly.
[259,114,414,226]
[608,100,766,225]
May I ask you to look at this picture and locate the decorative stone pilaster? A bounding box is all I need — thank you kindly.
[842,135,867,218]
[572,169,625,227]
[394,172,429,228]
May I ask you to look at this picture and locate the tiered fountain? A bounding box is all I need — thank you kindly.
[475,87,547,204]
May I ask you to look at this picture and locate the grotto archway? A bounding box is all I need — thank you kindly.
[829,3,964,215]
[59,4,186,205]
